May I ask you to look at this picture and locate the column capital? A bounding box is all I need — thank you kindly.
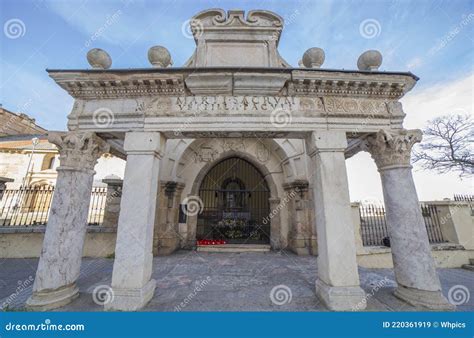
[364,129,422,170]
[48,131,110,172]
[305,130,348,157]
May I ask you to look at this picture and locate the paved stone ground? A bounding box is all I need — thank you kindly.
[0,250,472,312]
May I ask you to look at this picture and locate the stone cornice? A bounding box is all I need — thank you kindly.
[48,68,417,100]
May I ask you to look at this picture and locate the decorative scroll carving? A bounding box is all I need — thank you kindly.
[48,131,110,171]
[193,9,283,29]
[363,129,422,170]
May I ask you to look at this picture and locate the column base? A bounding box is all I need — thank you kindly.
[315,279,366,311]
[394,285,455,310]
[105,279,156,311]
[26,283,79,311]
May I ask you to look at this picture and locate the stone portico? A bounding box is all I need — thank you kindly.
[27,9,453,311]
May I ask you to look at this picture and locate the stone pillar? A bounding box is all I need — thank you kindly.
[306,130,365,311]
[101,175,123,228]
[26,132,109,310]
[153,181,184,255]
[364,129,453,310]
[268,197,281,249]
[284,180,311,255]
[106,132,165,311]
[0,177,14,200]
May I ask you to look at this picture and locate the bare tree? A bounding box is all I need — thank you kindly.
[413,114,473,176]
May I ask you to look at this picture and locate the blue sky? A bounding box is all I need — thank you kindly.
[1,0,472,130]
[0,0,472,200]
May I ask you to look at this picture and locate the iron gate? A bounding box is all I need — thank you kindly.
[197,157,270,244]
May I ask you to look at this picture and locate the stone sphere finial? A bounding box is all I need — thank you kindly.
[148,46,172,68]
[302,47,325,68]
[357,50,382,71]
[86,48,112,69]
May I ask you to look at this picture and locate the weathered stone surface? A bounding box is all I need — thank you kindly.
[364,129,454,310]
[106,132,164,311]
[26,132,109,311]
[306,130,366,310]
[102,175,123,228]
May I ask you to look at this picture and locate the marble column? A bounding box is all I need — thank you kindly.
[101,175,123,228]
[26,132,109,310]
[364,129,454,310]
[306,130,365,310]
[105,132,165,311]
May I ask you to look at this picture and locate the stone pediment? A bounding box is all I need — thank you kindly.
[184,9,290,68]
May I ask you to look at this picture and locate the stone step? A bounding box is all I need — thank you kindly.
[469,258,474,265]
[197,244,271,253]
[461,264,474,272]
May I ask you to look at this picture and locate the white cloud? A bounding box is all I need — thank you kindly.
[347,73,473,202]
[405,56,423,70]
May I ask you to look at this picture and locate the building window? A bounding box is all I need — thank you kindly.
[41,154,56,170]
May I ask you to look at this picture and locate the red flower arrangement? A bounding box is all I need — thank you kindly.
[197,239,227,246]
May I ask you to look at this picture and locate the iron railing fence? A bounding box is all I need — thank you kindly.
[454,194,474,215]
[360,203,446,246]
[0,186,107,227]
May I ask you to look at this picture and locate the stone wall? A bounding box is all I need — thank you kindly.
[0,228,116,258]
[352,202,474,268]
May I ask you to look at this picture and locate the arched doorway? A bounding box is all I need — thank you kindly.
[197,157,270,244]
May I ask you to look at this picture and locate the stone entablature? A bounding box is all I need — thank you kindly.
[52,70,414,139]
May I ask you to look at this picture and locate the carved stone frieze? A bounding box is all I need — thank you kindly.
[48,131,110,171]
[190,146,218,163]
[139,95,391,118]
[256,142,270,163]
[221,139,245,152]
[363,129,422,170]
